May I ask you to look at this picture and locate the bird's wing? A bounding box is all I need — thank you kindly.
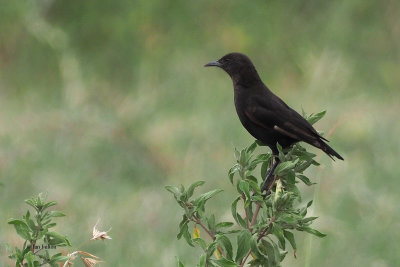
[244,95,326,145]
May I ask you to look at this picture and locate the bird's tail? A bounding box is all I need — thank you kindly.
[318,140,344,160]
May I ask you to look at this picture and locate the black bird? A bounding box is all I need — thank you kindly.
[205,52,343,192]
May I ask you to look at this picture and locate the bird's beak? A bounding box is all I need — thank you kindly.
[204,60,221,67]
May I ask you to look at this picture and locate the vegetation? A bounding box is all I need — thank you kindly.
[1,0,399,266]
[6,193,108,266]
[167,112,328,266]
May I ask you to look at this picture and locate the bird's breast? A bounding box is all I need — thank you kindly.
[234,91,253,130]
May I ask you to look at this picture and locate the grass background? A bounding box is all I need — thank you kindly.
[1,0,399,266]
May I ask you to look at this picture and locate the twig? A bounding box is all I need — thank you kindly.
[193,217,226,258]
[239,202,261,267]
[240,217,276,267]
[31,225,41,253]
[195,217,215,240]
[240,249,252,267]
[249,173,277,231]
[249,203,261,230]
[240,173,279,267]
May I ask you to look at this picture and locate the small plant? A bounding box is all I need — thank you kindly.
[6,193,110,267]
[167,111,328,267]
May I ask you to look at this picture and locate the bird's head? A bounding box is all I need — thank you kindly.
[204,53,260,83]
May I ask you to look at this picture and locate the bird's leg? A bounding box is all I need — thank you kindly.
[261,158,280,193]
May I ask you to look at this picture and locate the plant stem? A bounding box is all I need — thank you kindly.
[240,217,275,267]
[249,202,261,230]
[193,216,226,258]
[240,249,252,267]
[239,202,261,267]
[195,217,215,239]
[240,173,279,266]
[31,225,40,253]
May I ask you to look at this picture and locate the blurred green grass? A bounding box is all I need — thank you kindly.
[1,0,399,266]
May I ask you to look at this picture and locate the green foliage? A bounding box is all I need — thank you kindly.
[167,124,327,266]
[7,193,71,267]
[2,1,399,266]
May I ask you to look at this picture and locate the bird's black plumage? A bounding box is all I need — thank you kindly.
[205,52,343,191]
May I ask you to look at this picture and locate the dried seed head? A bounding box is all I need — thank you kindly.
[91,219,112,241]
[81,256,104,267]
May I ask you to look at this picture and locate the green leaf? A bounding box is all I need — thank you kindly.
[228,164,240,184]
[24,199,39,212]
[165,185,181,198]
[8,219,31,240]
[46,232,71,246]
[177,258,185,267]
[177,221,194,247]
[42,201,57,211]
[283,230,296,250]
[276,143,285,161]
[194,189,223,205]
[272,224,285,250]
[187,181,205,199]
[249,153,271,171]
[193,237,207,250]
[177,216,188,237]
[247,179,261,195]
[274,159,299,176]
[246,141,258,154]
[24,251,36,267]
[261,161,269,180]
[255,140,265,146]
[235,230,251,263]
[306,110,326,125]
[46,223,57,228]
[231,197,247,228]
[207,215,216,233]
[238,180,251,206]
[279,250,288,262]
[249,233,263,259]
[246,175,258,184]
[199,254,206,267]
[182,226,194,247]
[214,258,238,267]
[50,253,70,263]
[234,148,240,160]
[15,247,24,263]
[216,234,233,261]
[216,222,234,229]
[239,149,248,166]
[25,217,37,232]
[36,228,47,240]
[48,211,66,217]
[179,184,186,194]
[261,239,281,267]
[296,175,315,186]
[277,214,299,225]
[301,107,306,117]
[294,161,313,173]
[206,241,219,258]
[302,227,326,238]
[271,239,283,266]
[285,171,296,186]
[32,193,50,212]
[302,216,318,223]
